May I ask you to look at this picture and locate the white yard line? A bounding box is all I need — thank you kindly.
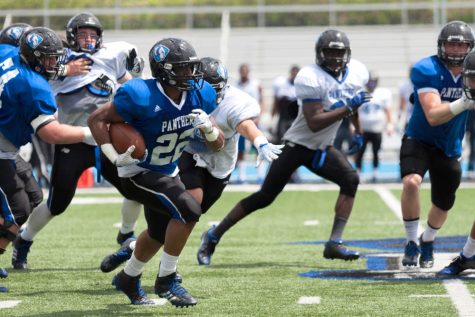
[297,296,321,304]
[0,300,21,309]
[375,187,475,317]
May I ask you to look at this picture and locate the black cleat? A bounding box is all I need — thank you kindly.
[116,231,135,245]
[419,236,434,268]
[100,245,133,273]
[197,228,219,265]
[155,272,197,307]
[402,241,420,266]
[323,240,360,261]
[12,236,33,269]
[438,253,475,276]
[112,270,154,305]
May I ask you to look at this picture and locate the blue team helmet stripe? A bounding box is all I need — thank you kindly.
[129,179,186,223]
[0,187,15,224]
[302,98,321,103]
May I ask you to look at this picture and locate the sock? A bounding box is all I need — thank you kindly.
[158,251,179,277]
[21,202,53,241]
[120,199,141,234]
[421,222,439,242]
[329,216,348,242]
[462,237,475,258]
[403,218,419,243]
[124,253,145,277]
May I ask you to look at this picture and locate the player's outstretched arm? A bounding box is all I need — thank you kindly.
[35,118,93,145]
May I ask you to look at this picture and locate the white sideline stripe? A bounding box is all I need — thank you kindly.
[0,300,21,309]
[297,296,321,304]
[304,220,319,226]
[375,187,475,317]
[71,197,123,205]
[150,298,168,306]
[113,222,121,229]
[409,294,450,298]
[444,280,475,317]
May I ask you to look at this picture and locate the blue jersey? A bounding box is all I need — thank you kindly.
[114,78,217,175]
[406,55,467,157]
[0,44,57,149]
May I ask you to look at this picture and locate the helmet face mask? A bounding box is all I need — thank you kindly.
[149,38,204,91]
[65,12,103,53]
[200,57,228,104]
[0,23,31,46]
[20,27,65,80]
[463,51,475,100]
[437,21,475,67]
[316,29,351,76]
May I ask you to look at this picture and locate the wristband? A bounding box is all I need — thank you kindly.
[449,98,468,115]
[100,143,119,164]
[253,135,268,149]
[204,127,219,142]
[82,127,94,143]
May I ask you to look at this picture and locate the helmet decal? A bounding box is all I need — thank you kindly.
[153,45,170,62]
[26,33,43,49]
[6,27,23,41]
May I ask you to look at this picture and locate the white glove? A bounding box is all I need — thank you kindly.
[449,95,475,115]
[126,49,145,78]
[187,109,213,133]
[254,136,285,167]
[101,144,146,167]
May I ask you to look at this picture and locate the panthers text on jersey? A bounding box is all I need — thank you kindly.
[0,44,57,159]
[185,85,260,179]
[114,78,217,177]
[406,55,466,157]
[283,59,369,150]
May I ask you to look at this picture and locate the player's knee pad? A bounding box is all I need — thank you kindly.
[241,190,276,215]
[432,193,455,211]
[179,197,202,223]
[147,227,165,244]
[338,170,359,197]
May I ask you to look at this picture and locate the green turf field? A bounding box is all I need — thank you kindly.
[1,186,474,316]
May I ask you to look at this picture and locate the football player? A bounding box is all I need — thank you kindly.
[98,57,283,273]
[11,12,144,271]
[88,38,224,306]
[438,50,475,276]
[0,27,95,292]
[196,29,371,265]
[400,21,475,268]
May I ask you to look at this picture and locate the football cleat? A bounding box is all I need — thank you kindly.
[419,236,434,268]
[402,241,420,266]
[12,236,33,269]
[0,267,8,278]
[112,270,154,305]
[155,272,197,307]
[197,227,219,265]
[323,240,360,261]
[100,245,133,273]
[116,230,135,245]
[438,253,475,276]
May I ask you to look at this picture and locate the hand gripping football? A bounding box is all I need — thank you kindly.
[109,122,146,159]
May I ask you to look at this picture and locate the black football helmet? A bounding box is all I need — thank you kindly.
[0,23,31,46]
[437,21,474,67]
[149,38,203,91]
[315,29,351,76]
[20,27,65,80]
[462,50,475,100]
[200,57,228,104]
[65,12,103,53]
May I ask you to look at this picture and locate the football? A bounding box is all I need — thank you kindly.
[109,122,146,159]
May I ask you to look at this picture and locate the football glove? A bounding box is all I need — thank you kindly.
[126,48,145,78]
[254,136,284,167]
[187,109,213,134]
[347,133,363,155]
[346,91,372,110]
[101,144,147,167]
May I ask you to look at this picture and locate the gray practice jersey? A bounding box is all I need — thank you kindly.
[50,41,135,128]
[184,85,260,179]
[283,59,369,150]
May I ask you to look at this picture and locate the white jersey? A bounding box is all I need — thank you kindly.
[283,59,369,150]
[184,85,260,178]
[272,75,297,100]
[234,77,261,102]
[398,78,414,123]
[358,87,392,133]
[50,41,133,96]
